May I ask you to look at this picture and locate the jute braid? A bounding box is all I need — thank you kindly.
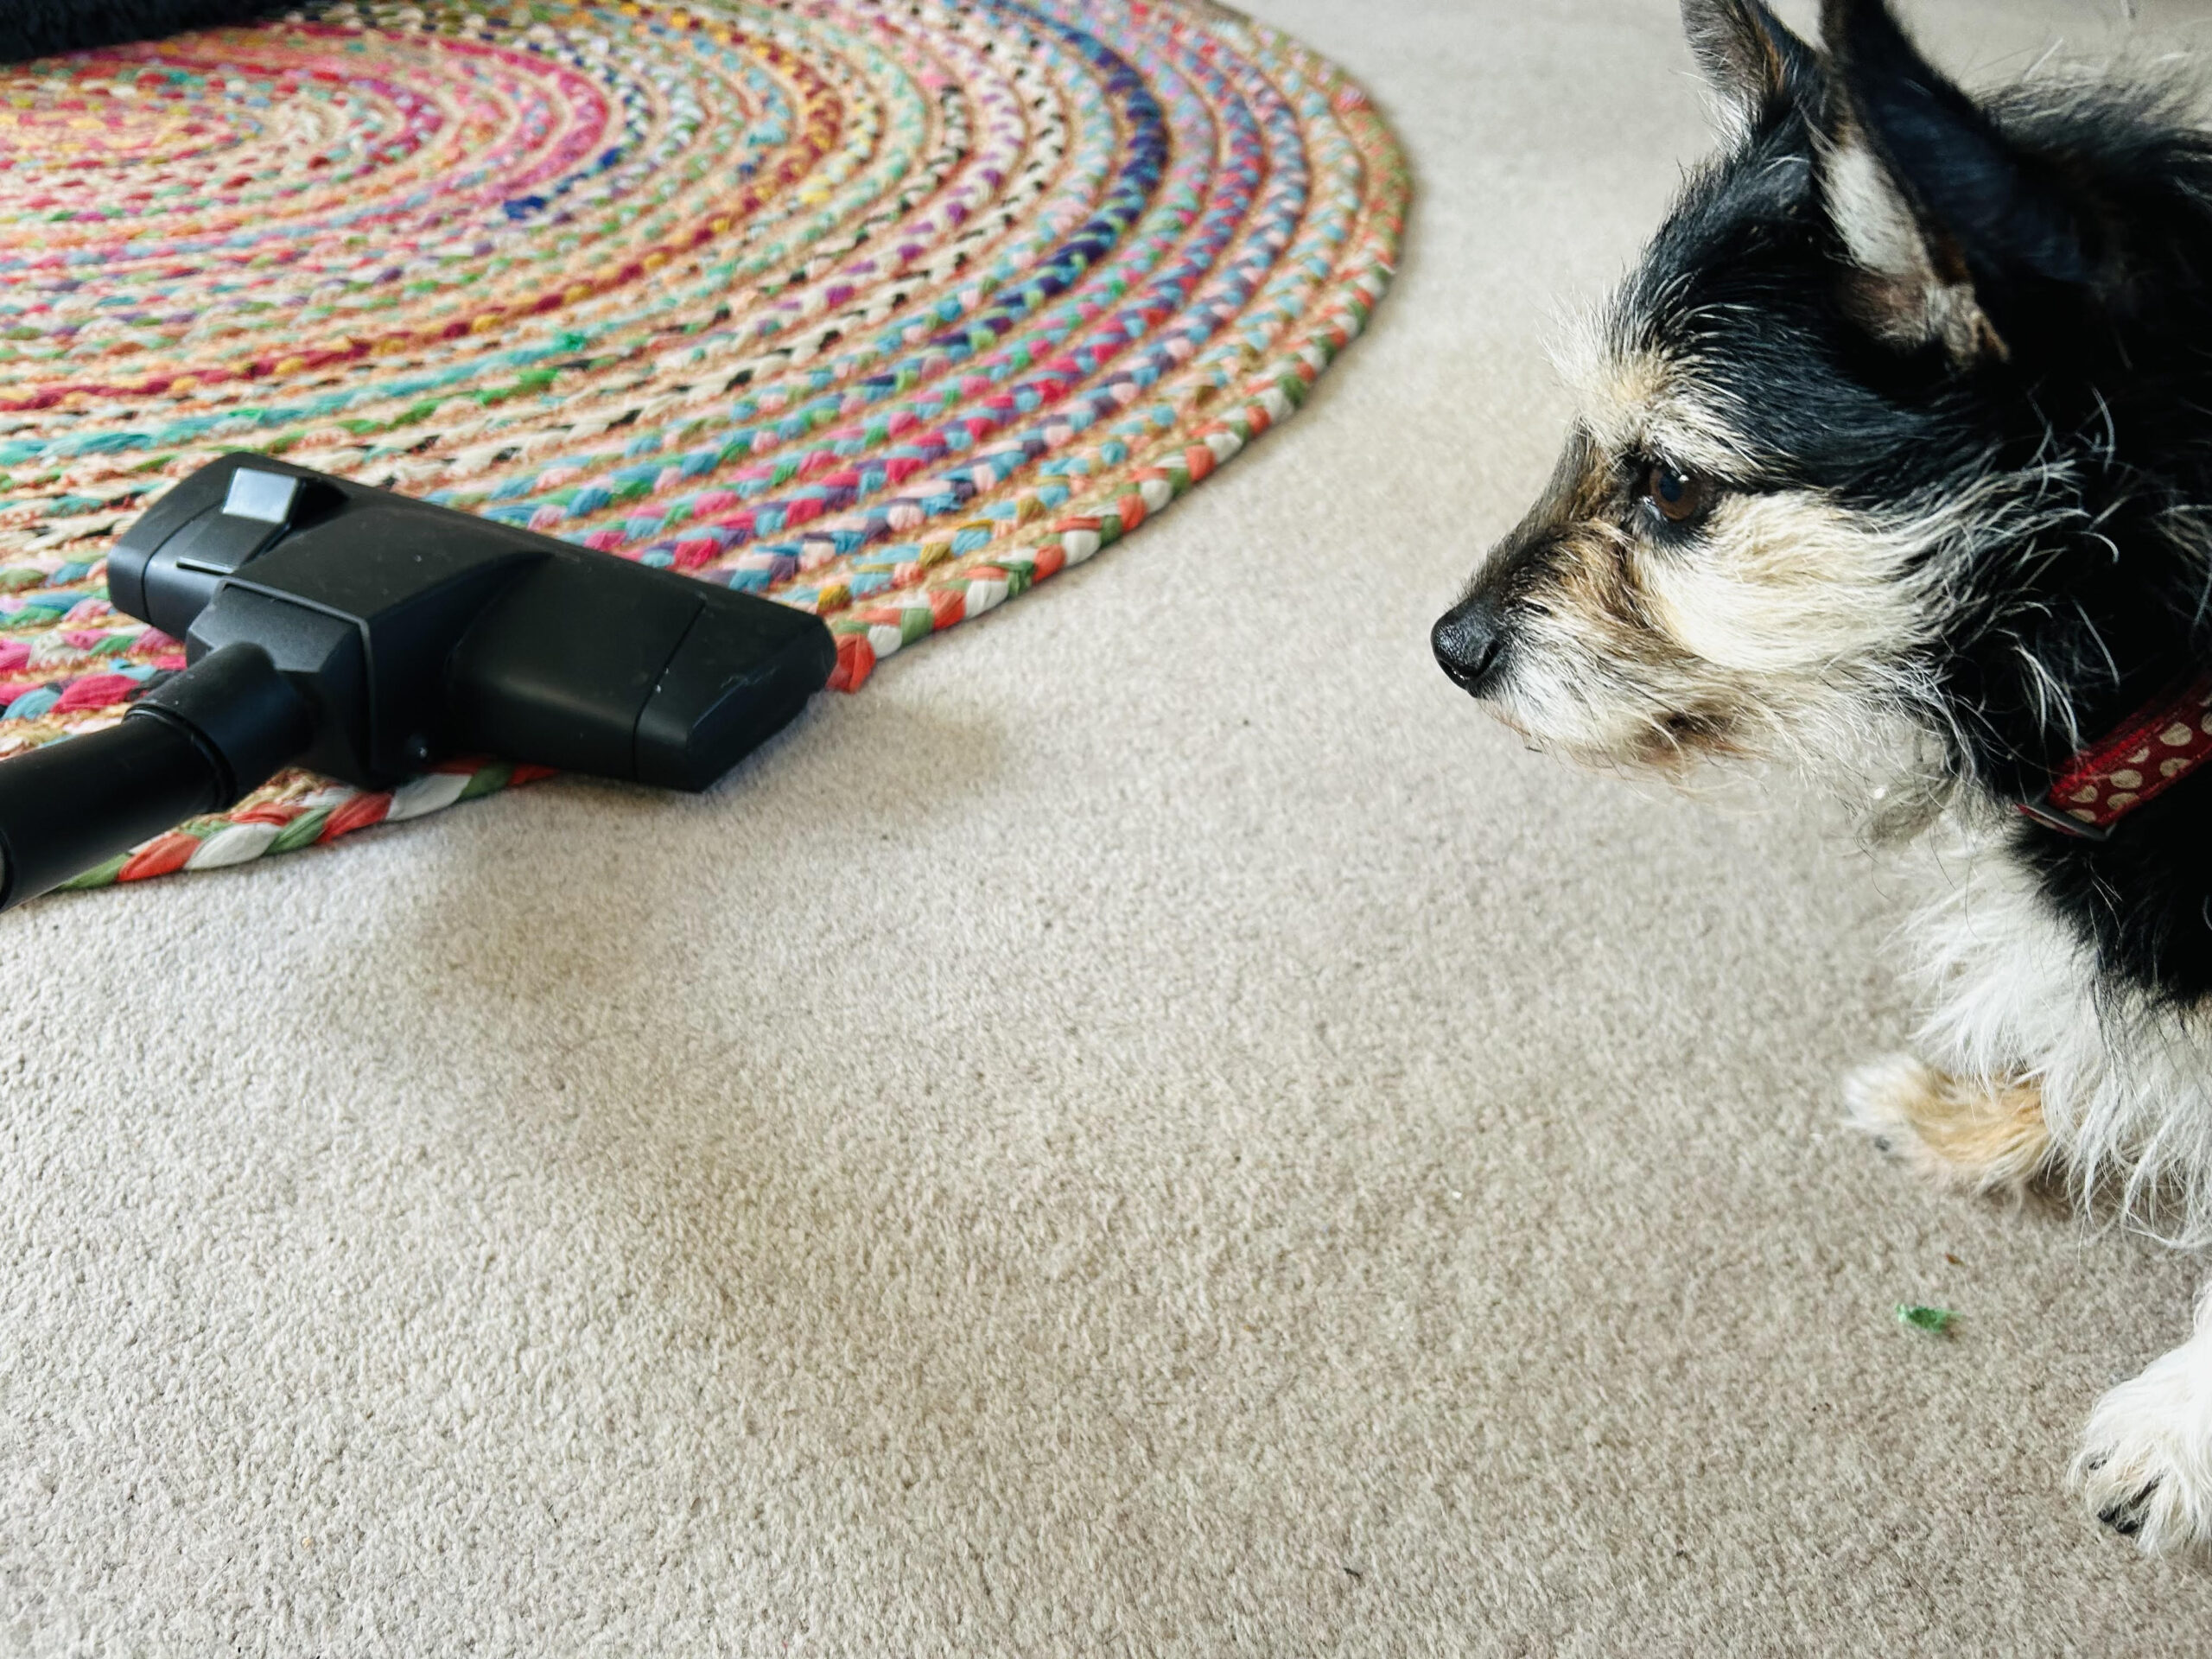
[0,0,1406,891]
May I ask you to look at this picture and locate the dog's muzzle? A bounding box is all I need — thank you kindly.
[1432,593,1504,695]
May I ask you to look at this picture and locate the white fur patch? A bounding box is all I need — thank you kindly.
[1909,833,2212,1245]
[2075,1281,2212,1552]
[1637,489,1923,676]
[1826,138,1930,287]
[1821,132,1999,360]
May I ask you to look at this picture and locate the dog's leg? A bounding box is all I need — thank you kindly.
[2076,1282,2212,1552]
[1843,1053,2051,1196]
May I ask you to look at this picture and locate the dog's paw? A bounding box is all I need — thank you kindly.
[1843,1052,1942,1158]
[2075,1326,2212,1554]
[1842,1053,2049,1197]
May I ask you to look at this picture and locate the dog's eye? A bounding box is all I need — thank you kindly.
[1643,461,1709,524]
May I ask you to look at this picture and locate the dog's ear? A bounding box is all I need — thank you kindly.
[1817,0,2092,365]
[1681,0,1820,141]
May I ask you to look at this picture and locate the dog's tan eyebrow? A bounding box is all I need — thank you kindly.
[1558,340,1757,478]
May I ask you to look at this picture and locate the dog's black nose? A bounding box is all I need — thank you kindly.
[1432,594,1503,693]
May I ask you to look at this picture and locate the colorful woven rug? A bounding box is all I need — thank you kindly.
[0,0,1404,891]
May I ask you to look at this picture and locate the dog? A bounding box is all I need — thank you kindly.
[1433,0,2212,1552]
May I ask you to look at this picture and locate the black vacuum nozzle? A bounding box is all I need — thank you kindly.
[0,453,836,909]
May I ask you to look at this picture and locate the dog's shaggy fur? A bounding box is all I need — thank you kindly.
[1435,0,2212,1552]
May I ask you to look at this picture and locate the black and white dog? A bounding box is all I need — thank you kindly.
[1434,0,2212,1550]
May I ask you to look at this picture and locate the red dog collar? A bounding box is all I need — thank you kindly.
[2018,671,2212,839]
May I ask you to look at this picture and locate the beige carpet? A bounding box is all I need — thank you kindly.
[9,1,2212,1651]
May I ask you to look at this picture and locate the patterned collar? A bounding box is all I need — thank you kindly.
[2017,671,2212,840]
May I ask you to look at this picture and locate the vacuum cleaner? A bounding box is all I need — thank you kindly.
[0,453,837,910]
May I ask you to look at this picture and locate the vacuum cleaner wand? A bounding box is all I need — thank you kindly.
[0,453,836,909]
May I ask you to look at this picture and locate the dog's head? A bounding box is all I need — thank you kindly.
[1433,0,2181,790]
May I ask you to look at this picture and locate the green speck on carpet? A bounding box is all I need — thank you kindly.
[1896,1304,1955,1336]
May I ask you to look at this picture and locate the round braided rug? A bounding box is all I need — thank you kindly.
[0,0,1404,892]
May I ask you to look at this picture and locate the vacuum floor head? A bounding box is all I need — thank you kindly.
[0,454,836,908]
